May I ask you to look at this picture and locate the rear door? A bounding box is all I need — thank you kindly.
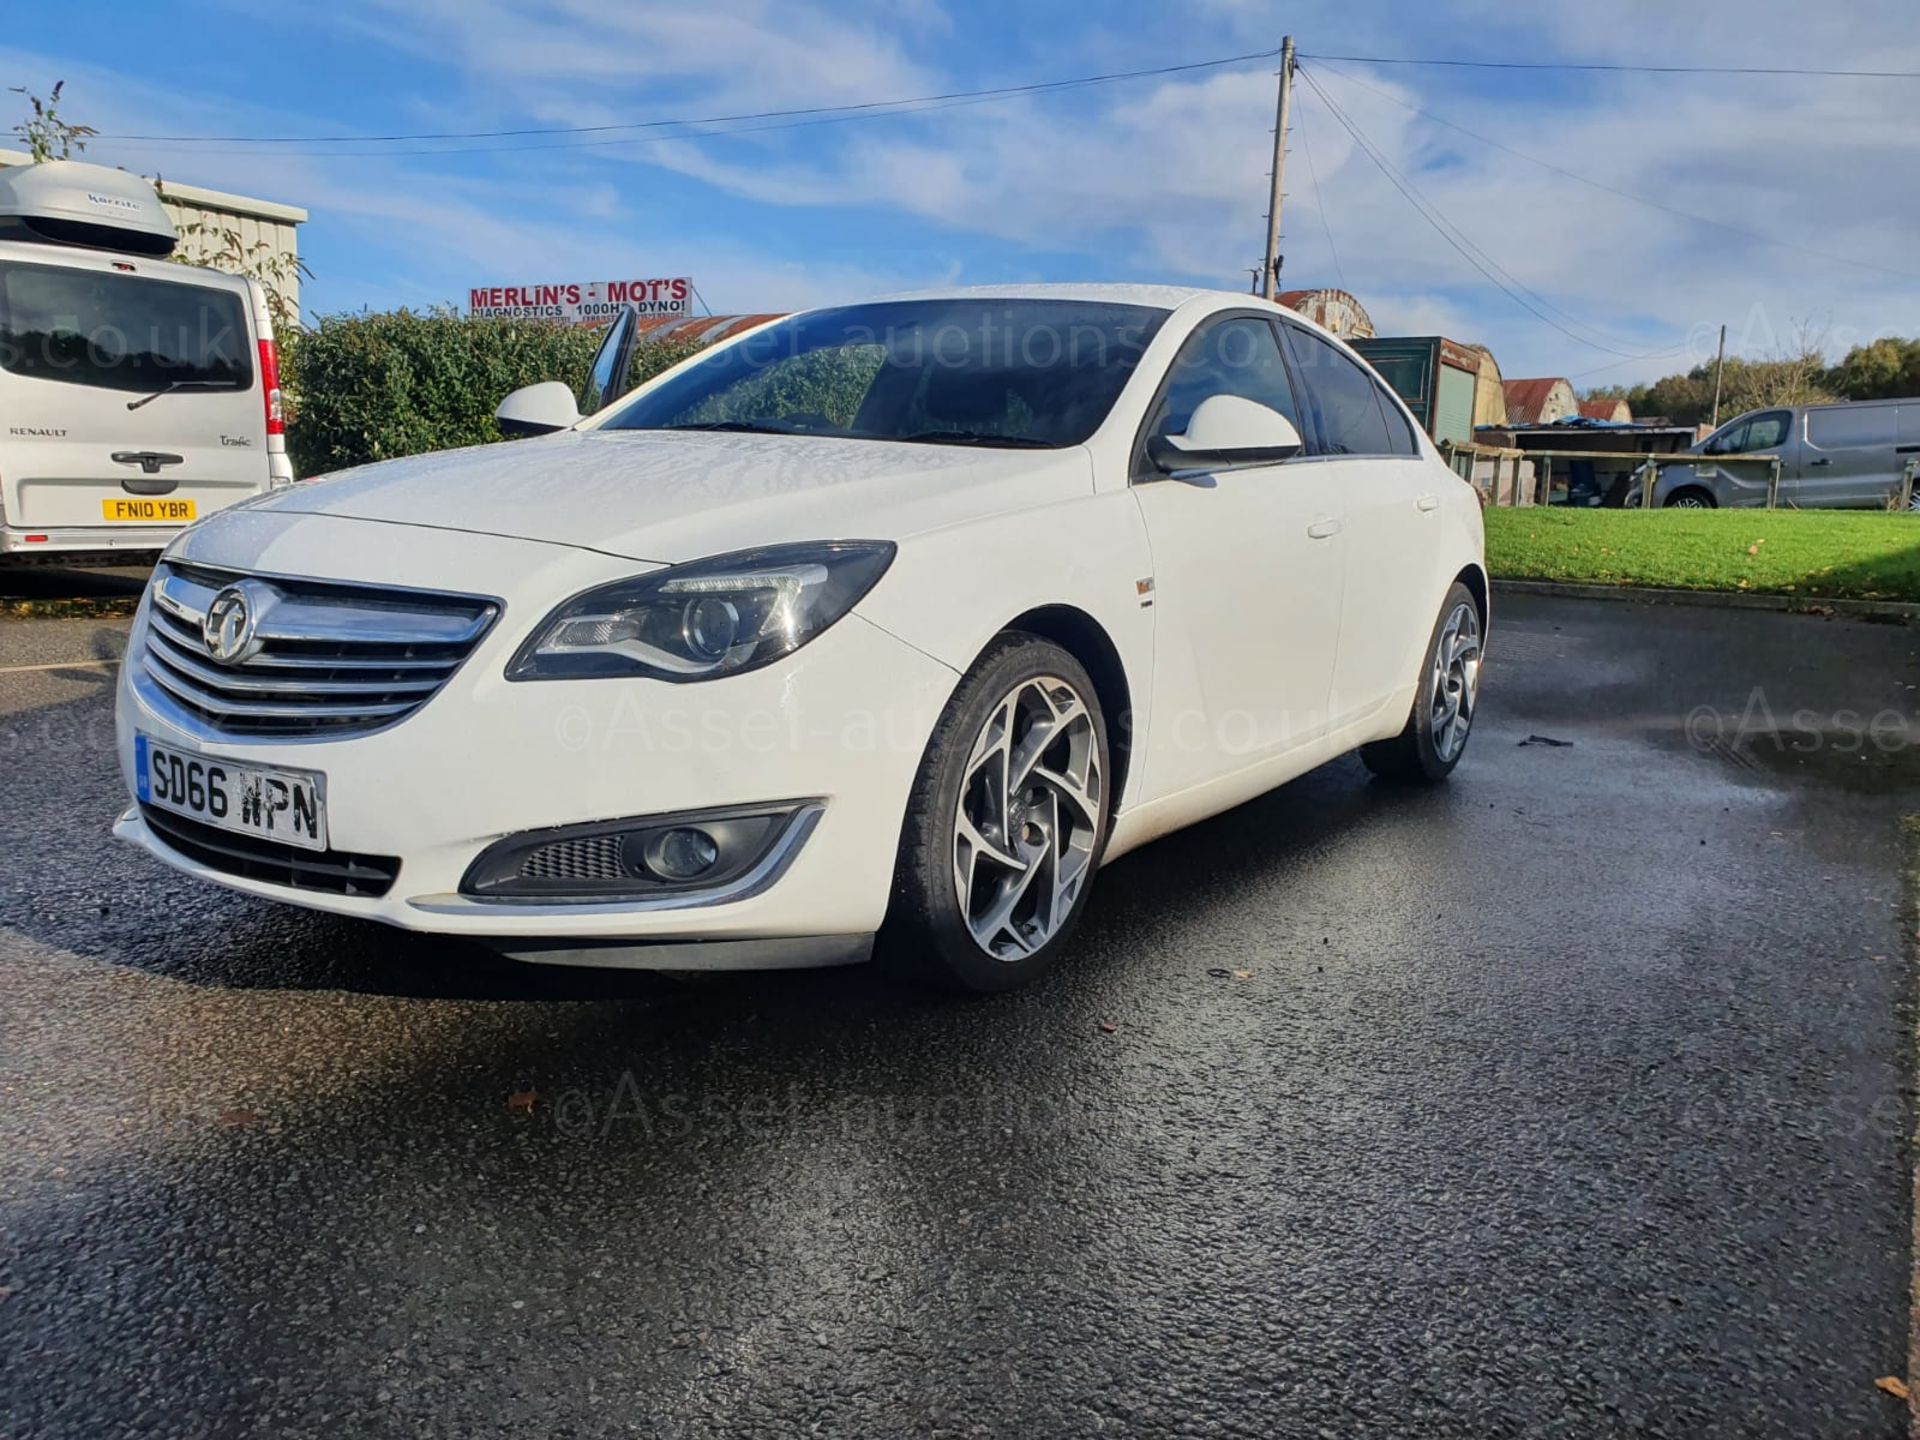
[1798,404,1901,508]
[1280,321,1441,730]
[0,251,267,534]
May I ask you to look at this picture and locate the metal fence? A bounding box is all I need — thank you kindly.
[1439,441,1819,510]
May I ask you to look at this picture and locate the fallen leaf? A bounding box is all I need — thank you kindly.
[218,1108,258,1129]
[506,1089,538,1114]
[1232,969,1254,981]
[1875,1375,1909,1400]
[1747,544,1761,556]
[1098,1022,1118,1035]
[1206,967,1231,979]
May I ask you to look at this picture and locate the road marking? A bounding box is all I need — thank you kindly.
[0,658,122,674]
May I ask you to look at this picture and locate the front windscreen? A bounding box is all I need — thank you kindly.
[602,298,1168,449]
[0,260,252,394]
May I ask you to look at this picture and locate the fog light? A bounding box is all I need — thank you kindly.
[642,827,720,880]
[460,802,819,899]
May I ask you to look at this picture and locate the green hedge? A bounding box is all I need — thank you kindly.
[280,308,702,477]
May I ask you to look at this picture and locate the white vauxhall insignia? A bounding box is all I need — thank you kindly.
[114,286,1487,992]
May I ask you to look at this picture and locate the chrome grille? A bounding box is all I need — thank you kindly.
[137,561,499,738]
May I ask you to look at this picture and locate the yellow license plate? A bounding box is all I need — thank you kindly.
[102,498,196,523]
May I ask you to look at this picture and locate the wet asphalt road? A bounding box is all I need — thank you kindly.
[1,592,1917,1439]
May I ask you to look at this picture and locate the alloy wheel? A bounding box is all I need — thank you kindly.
[952,675,1102,961]
[1429,602,1482,763]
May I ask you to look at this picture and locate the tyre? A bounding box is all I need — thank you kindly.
[1360,582,1483,784]
[889,634,1109,993]
[1664,487,1715,509]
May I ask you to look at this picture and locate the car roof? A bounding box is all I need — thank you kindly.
[868,282,1256,311]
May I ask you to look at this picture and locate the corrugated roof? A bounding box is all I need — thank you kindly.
[1504,377,1574,424]
[1578,398,1632,422]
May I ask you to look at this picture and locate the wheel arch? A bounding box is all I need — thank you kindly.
[1664,483,1717,508]
[996,604,1136,813]
[1452,561,1490,626]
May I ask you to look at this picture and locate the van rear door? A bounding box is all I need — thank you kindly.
[0,252,268,544]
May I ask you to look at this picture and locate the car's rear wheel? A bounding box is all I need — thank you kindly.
[889,635,1108,993]
[1360,582,1482,784]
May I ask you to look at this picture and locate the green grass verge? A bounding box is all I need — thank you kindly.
[1484,508,1920,604]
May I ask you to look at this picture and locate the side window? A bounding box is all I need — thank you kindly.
[1741,410,1793,450]
[1281,326,1398,456]
[1145,316,1302,446]
[1707,418,1749,455]
[579,309,632,413]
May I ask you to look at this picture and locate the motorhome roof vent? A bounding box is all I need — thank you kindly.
[0,159,177,257]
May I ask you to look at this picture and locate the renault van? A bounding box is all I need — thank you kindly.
[1634,398,1920,510]
[0,160,290,562]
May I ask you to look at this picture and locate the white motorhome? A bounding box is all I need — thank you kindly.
[0,160,290,562]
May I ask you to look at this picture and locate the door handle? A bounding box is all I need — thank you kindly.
[1809,457,1832,467]
[1416,493,1440,512]
[1306,518,1342,540]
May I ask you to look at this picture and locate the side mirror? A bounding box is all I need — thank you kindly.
[495,381,582,438]
[1148,394,1304,474]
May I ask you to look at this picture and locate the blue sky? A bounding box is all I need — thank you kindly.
[9,0,1920,388]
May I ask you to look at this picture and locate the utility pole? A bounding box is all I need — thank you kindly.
[1709,323,1728,427]
[1261,35,1296,301]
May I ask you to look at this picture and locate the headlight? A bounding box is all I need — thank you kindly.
[507,540,895,682]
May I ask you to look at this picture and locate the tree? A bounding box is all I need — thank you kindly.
[9,84,310,328]
[9,82,95,162]
[1582,320,1840,426]
[1827,337,1920,401]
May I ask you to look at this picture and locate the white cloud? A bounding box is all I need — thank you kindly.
[12,0,1920,389]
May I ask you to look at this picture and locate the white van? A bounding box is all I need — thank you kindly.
[0,160,291,562]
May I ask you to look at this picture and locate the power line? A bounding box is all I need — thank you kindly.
[1300,51,1920,78]
[1298,67,1683,360]
[1291,95,1348,294]
[92,46,1282,148]
[1312,61,1920,283]
[101,88,1104,160]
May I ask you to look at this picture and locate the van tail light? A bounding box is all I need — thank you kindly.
[258,338,285,436]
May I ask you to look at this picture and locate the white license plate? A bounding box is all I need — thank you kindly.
[136,734,328,852]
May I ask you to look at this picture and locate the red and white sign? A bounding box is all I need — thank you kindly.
[468,277,694,323]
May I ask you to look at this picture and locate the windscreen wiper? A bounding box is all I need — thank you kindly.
[660,421,801,435]
[125,378,242,412]
[895,430,1054,449]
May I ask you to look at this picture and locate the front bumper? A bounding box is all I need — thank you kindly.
[112,532,961,954]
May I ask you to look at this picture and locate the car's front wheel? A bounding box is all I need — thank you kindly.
[889,635,1109,993]
[1664,487,1715,509]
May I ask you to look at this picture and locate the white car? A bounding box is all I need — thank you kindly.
[113,285,1486,992]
